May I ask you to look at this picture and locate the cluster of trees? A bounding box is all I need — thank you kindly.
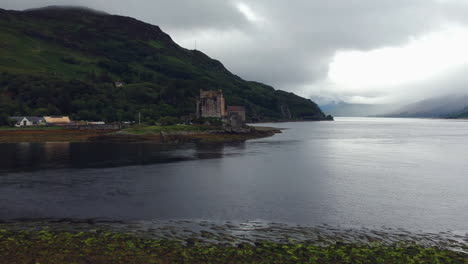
[0,72,200,123]
[0,115,13,126]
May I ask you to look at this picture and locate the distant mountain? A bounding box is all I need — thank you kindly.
[0,6,330,123]
[320,101,397,117]
[383,95,468,118]
[446,106,468,119]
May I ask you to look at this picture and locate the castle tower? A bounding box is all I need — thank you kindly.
[196,90,226,118]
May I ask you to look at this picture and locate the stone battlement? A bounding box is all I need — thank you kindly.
[200,90,223,98]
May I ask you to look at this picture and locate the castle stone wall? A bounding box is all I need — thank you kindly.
[197,90,226,118]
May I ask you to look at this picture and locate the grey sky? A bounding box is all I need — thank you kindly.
[2,0,468,104]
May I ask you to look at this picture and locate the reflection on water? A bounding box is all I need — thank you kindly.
[0,142,241,173]
[0,142,72,172]
[1,118,468,233]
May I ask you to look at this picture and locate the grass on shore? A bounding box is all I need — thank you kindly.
[123,124,220,134]
[0,126,66,131]
[0,230,466,264]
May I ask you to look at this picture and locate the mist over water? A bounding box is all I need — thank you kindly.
[1,117,467,233]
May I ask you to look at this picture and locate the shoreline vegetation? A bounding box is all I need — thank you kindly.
[0,125,282,143]
[0,229,466,264]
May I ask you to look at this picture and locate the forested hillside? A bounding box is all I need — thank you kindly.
[0,6,331,123]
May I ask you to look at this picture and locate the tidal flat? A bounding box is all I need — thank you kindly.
[0,220,467,264]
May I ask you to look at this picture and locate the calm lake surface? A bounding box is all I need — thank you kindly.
[1,117,468,233]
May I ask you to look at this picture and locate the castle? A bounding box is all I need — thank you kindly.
[196,90,246,127]
[196,90,226,118]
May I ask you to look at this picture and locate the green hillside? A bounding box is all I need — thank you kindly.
[0,6,331,123]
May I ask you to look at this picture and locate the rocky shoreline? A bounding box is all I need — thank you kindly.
[1,219,466,250]
[89,126,282,143]
[0,220,466,263]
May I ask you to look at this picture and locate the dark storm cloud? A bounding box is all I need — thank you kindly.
[3,0,468,103]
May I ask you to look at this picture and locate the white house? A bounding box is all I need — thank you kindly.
[9,116,46,127]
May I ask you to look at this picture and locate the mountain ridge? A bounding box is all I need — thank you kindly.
[23,5,110,15]
[382,94,468,118]
[320,101,399,117]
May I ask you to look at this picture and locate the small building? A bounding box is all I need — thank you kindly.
[115,81,124,87]
[227,106,246,122]
[87,121,106,125]
[226,106,247,129]
[9,116,46,127]
[196,89,226,118]
[44,116,71,125]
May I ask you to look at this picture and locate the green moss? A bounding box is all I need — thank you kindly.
[0,230,466,264]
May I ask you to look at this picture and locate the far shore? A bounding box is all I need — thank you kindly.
[0,125,282,144]
[250,117,334,124]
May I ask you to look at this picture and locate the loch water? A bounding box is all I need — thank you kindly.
[1,117,467,234]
